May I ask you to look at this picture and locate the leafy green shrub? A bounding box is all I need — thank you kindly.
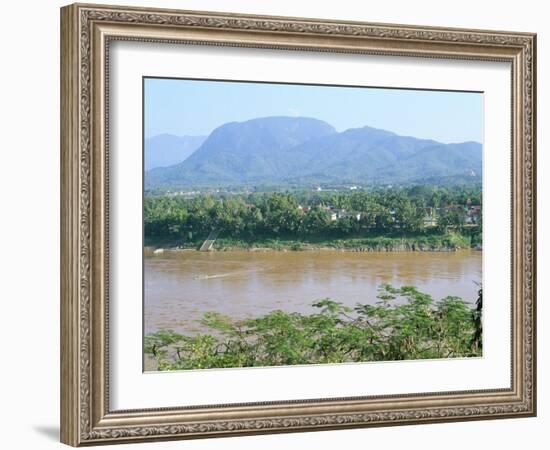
[145,285,482,371]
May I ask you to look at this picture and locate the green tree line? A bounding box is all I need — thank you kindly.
[144,185,481,242]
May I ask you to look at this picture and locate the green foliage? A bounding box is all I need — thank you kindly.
[144,329,185,367]
[145,286,482,371]
[437,207,466,233]
[471,287,483,353]
[144,185,482,248]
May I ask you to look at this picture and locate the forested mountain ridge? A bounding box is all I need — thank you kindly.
[145,116,482,187]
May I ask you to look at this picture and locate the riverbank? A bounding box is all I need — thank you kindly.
[145,232,479,253]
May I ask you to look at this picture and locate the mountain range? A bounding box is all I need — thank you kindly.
[145,116,482,188]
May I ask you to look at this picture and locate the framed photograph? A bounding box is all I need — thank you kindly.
[60,3,536,446]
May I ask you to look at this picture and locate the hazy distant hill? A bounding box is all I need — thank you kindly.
[144,134,206,170]
[145,116,482,187]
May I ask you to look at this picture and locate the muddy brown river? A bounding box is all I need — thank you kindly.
[144,249,482,335]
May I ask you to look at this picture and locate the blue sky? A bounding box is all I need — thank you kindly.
[144,77,483,144]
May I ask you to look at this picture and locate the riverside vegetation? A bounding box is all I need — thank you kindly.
[144,185,483,369]
[145,285,483,370]
[144,185,482,251]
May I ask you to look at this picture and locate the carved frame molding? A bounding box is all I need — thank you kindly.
[60,3,536,446]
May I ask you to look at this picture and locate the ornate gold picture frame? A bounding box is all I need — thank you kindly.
[60,3,536,446]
